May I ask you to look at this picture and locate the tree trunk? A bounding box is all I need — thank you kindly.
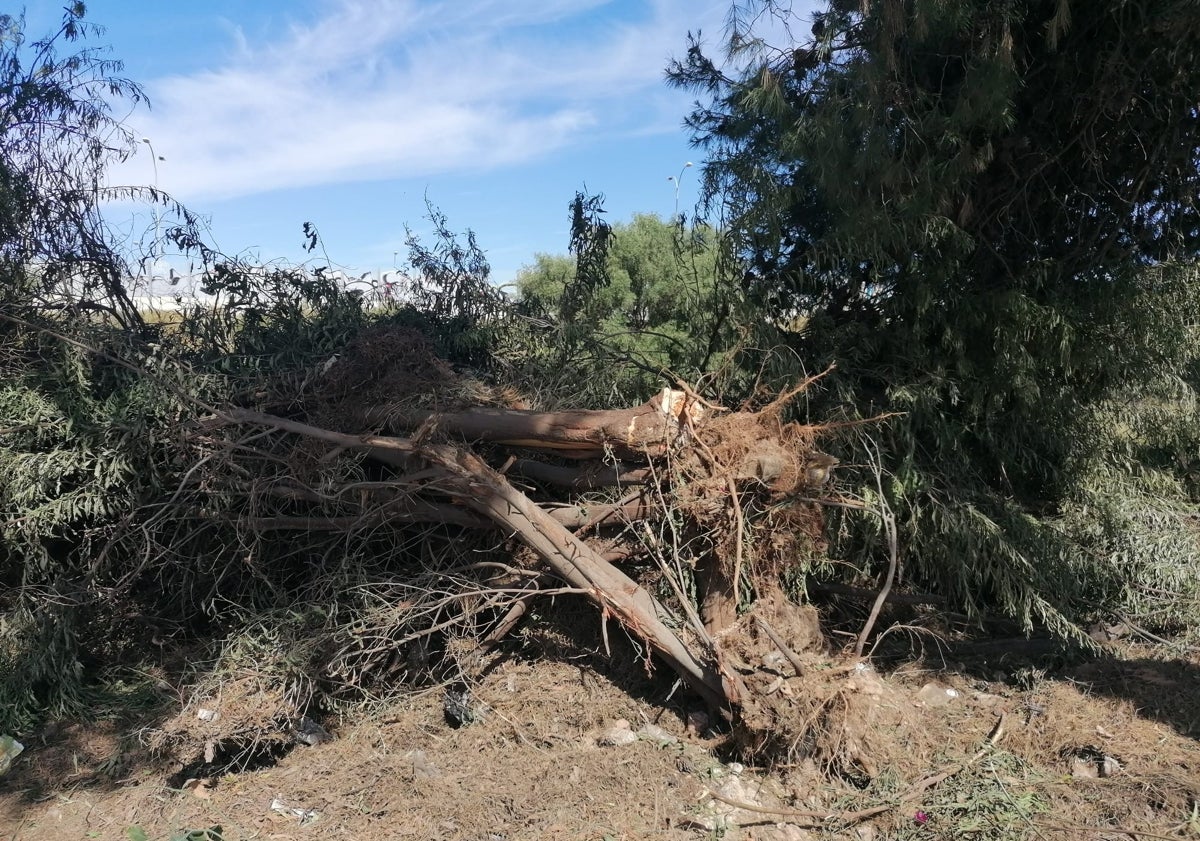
[364,387,701,460]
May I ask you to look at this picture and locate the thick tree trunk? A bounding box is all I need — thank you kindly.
[365,387,701,460]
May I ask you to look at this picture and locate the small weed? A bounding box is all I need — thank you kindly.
[888,751,1047,841]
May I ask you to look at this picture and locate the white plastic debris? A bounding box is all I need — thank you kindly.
[637,723,678,745]
[915,682,960,708]
[270,795,320,826]
[0,735,24,775]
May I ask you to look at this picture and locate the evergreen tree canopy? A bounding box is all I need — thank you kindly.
[516,213,737,398]
[670,0,1200,635]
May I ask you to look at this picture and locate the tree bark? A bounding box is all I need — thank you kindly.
[364,387,700,460]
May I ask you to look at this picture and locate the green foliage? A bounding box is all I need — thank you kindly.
[563,190,615,320]
[0,40,517,725]
[0,5,393,723]
[516,211,741,401]
[670,1,1200,635]
[887,751,1047,841]
[395,202,510,366]
[0,5,144,327]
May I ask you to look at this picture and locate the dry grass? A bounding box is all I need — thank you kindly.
[3,628,1198,841]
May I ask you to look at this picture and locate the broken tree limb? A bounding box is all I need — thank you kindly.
[224,409,418,458]
[478,572,557,652]
[509,458,653,489]
[544,497,653,529]
[423,446,741,710]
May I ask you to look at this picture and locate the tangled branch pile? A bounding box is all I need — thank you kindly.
[197,325,836,714]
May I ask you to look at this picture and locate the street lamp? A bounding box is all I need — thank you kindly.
[141,137,161,187]
[667,161,694,220]
[142,138,165,283]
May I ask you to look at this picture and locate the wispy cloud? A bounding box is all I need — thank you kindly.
[114,0,727,203]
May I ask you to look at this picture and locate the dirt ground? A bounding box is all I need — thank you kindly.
[2,625,1199,841]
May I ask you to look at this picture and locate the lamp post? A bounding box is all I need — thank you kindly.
[667,161,693,221]
[141,138,164,284]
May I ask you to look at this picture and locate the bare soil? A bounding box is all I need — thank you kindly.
[2,629,1199,841]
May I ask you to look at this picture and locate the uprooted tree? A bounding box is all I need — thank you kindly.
[204,323,839,714]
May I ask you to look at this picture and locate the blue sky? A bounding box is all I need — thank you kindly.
[23,0,749,285]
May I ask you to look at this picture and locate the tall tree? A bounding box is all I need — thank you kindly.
[0,2,148,327]
[670,0,1200,635]
[517,212,737,399]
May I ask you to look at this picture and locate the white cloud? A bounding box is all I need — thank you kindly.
[112,0,729,203]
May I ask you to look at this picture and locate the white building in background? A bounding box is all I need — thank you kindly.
[128,266,416,313]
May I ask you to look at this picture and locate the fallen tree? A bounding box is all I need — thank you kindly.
[203,326,838,714]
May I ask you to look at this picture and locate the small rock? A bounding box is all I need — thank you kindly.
[637,724,677,745]
[0,735,25,776]
[443,687,484,728]
[915,682,960,708]
[292,716,333,746]
[727,761,745,775]
[1067,745,1120,778]
[703,777,769,825]
[762,650,788,672]
[971,691,1004,709]
[402,749,441,779]
[597,724,638,747]
[182,778,213,799]
[196,708,220,722]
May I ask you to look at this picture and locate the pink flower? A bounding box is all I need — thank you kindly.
[914,810,929,826]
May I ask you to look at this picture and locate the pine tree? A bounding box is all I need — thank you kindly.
[670,0,1200,636]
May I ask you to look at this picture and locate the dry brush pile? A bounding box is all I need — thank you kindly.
[181,324,840,722]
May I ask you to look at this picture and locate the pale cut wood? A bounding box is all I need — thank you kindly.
[365,387,702,460]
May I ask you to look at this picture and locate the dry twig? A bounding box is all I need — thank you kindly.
[855,437,899,658]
